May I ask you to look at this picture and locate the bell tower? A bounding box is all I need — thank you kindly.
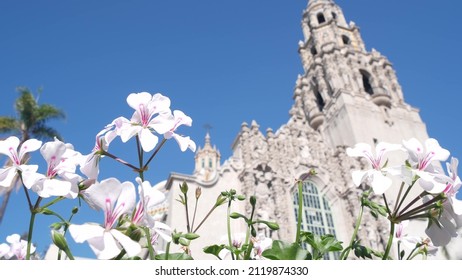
[194,132,221,183]
[294,0,428,149]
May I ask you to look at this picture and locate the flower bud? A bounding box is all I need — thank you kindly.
[128,227,143,242]
[251,226,257,237]
[184,233,200,240]
[229,212,241,219]
[51,230,69,252]
[265,222,280,230]
[195,187,202,199]
[50,222,63,231]
[180,181,189,194]
[179,237,191,247]
[215,195,227,206]
[250,196,257,207]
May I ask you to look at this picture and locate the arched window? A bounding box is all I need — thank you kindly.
[317,13,326,24]
[360,70,374,95]
[201,158,205,168]
[293,181,338,259]
[342,35,351,45]
[314,90,325,111]
[332,12,337,20]
[311,46,318,56]
[209,158,213,168]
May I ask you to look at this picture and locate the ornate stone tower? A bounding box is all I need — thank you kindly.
[296,0,427,148]
[231,0,432,257]
[162,0,452,259]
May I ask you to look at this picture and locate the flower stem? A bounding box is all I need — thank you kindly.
[40,196,65,209]
[340,201,364,260]
[395,178,417,214]
[393,182,405,214]
[22,184,33,211]
[144,227,155,260]
[295,180,303,244]
[227,200,235,260]
[184,192,191,233]
[382,221,395,260]
[136,136,144,181]
[382,194,392,216]
[101,150,140,172]
[396,193,445,221]
[192,204,218,233]
[244,200,257,260]
[398,191,427,216]
[165,242,171,260]
[26,211,37,260]
[19,172,33,210]
[143,138,167,170]
[190,196,199,231]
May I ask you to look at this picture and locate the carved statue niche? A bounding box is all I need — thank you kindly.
[290,94,306,121]
[249,121,268,164]
[239,122,252,168]
[253,164,278,238]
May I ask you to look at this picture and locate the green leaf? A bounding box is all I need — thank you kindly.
[319,235,343,252]
[300,232,343,259]
[155,253,194,260]
[352,240,373,259]
[175,195,185,205]
[203,244,226,259]
[262,240,311,260]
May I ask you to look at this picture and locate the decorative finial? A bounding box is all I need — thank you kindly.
[203,123,212,145]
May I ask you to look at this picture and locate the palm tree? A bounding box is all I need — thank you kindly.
[0,87,65,225]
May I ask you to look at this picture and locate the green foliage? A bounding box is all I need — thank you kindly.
[0,117,17,134]
[362,198,389,218]
[5,87,66,141]
[350,240,385,259]
[203,244,226,259]
[262,240,311,260]
[155,253,194,260]
[300,232,343,260]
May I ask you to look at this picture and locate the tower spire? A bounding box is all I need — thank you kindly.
[294,0,407,145]
[194,128,221,182]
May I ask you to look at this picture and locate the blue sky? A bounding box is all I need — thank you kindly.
[1,0,461,259]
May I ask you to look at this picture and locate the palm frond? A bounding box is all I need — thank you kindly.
[0,117,19,135]
[14,87,38,130]
[36,104,66,123]
[30,124,63,141]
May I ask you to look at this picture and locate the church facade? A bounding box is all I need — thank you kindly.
[156,0,459,259]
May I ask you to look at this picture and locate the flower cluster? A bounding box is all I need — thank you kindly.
[347,138,461,257]
[1,90,460,261]
[0,92,194,260]
[0,234,36,260]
